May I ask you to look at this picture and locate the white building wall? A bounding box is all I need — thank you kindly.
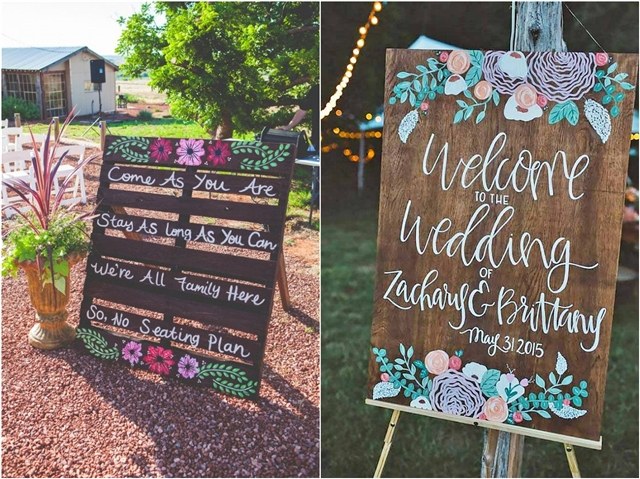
[56,51,116,116]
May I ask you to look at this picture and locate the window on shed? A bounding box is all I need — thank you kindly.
[4,73,38,105]
[43,73,67,117]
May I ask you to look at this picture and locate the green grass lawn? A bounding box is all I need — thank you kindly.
[321,208,638,478]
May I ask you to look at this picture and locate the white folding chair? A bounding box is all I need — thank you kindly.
[52,144,87,205]
[3,127,25,152]
[1,119,8,129]
[1,150,35,218]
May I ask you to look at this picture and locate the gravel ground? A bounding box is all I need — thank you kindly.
[1,149,320,478]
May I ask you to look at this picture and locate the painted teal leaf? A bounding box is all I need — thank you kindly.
[480,369,501,397]
[492,90,500,106]
[463,107,473,120]
[397,72,412,79]
[611,105,620,117]
[412,79,421,91]
[389,97,397,105]
[536,410,551,419]
[602,95,612,105]
[565,101,579,126]
[607,62,618,74]
[453,110,464,124]
[456,100,468,108]
[593,83,603,92]
[548,387,561,394]
[465,66,481,87]
[409,91,416,107]
[615,73,628,81]
[620,82,635,90]
[535,374,546,388]
[549,372,557,384]
[475,111,486,124]
[521,411,532,421]
[428,91,436,100]
[605,84,616,94]
[614,92,625,102]
[579,380,588,389]
[406,346,414,359]
[469,50,484,66]
[548,103,566,124]
[604,78,611,87]
[560,375,573,386]
[400,91,408,103]
[416,65,428,73]
[595,70,605,78]
[573,396,583,407]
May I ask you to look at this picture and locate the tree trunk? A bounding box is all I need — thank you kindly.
[480,2,566,477]
[215,109,233,139]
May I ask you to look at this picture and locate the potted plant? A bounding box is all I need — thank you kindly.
[2,112,97,349]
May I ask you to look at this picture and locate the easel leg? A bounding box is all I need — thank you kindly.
[373,409,401,478]
[277,252,291,310]
[564,444,581,478]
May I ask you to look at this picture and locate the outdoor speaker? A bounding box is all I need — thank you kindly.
[258,127,308,158]
[90,59,106,83]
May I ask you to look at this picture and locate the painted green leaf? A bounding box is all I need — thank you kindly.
[573,396,583,407]
[602,95,612,105]
[564,101,579,126]
[579,380,588,389]
[400,91,408,103]
[521,411,532,421]
[492,90,500,106]
[463,107,473,121]
[607,62,618,74]
[480,369,501,397]
[465,66,482,88]
[456,100,468,108]
[416,65,428,73]
[535,374,545,388]
[536,410,551,419]
[548,103,566,124]
[611,105,620,118]
[549,372,557,384]
[397,72,412,79]
[560,375,573,386]
[593,83,603,92]
[76,328,119,360]
[475,111,486,124]
[453,110,464,124]
[619,82,635,90]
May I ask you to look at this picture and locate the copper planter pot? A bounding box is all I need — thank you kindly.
[19,254,84,350]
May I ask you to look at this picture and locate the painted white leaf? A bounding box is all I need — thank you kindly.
[555,352,568,376]
[549,402,587,420]
[373,381,401,400]
[584,99,611,144]
[398,110,419,144]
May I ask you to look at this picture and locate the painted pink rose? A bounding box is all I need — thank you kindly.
[419,101,429,111]
[536,95,548,108]
[425,350,449,375]
[594,52,609,67]
[439,51,449,63]
[563,398,571,406]
[473,80,493,100]
[447,50,471,74]
[206,140,232,167]
[149,138,173,163]
[176,138,205,166]
[483,396,509,423]
[478,412,487,420]
[380,373,390,382]
[513,83,538,109]
[513,411,523,423]
[448,356,462,371]
[520,378,529,387]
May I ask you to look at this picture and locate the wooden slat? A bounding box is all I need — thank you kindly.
[94,209,281,253]
[100,164,287,199]
[77,325,261,398]
[98,188,282,225]
[91,235,276,285]
[83,279,268,335]
[103,135,295,176]
[81,302,261,363]
[87,256,271,313]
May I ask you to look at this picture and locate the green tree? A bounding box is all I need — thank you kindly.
[117,1,318,137]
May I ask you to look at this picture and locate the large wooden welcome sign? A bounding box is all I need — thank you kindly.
[367,50,637,447]
[78,135,295,399]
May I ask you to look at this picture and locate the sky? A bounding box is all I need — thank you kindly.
[1,1,146,56]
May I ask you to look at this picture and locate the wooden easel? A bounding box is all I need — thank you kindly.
[372,410,581,478]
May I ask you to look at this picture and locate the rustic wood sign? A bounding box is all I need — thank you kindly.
[367,50,637,448]
[77,135,296,399]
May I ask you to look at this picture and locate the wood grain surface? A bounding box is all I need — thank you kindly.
[367,50,638,444]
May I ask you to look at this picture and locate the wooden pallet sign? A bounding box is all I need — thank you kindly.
[367,50,638,448]
[77,135,296,399]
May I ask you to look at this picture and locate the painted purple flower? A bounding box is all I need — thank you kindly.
[526,52,596,102]
[429,370,485,418]
[122,341,142,366]
[177,354,199,379]
[206,140,232,167]
[149,138,173,163]
[482,51,526,95]
[176,139,205,166]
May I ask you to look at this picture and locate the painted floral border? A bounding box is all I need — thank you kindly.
[105,137,292,172]
[390,50,635,144]
[371,345,589,425]
[77,327,258,398]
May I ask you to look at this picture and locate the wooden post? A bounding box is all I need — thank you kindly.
[480,3,567,477]
[100,120,107,150]
[564,443,581,478]
[373,410,401,478]
[277,252,291,310]
[14,112,21,127]
[53,116,60,141]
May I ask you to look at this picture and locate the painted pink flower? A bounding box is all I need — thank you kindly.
[380,373,390,382]
[473,80,493,100]
[563,398,571,406]
[439,51,449,63]
[206,140,232,167]
[143,345,175,376]
[419,101,429,111]
[536,95,548,108]
[513,83,538,109]
[447,50,471,74]
[425,350,449,375]
[479,412,487,420]
[122,341,142,366]
[176,139,205,166]
[149,138,173,163]
[513,411,523,423]
[520,378,529,387]
[483,396,509,423]
[177,354,199,379]
[594,52,609,67]
[448,356,462,371]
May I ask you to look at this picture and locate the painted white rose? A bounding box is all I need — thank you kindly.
[498,51,528,78]
[462,362,488,382]
[444,74,467,95]
[496,374,525,404]
[504,95,543,122]
[410,395,433,410]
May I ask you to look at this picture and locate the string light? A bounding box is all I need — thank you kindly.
[320,1,383,119]
[329,129,383,139]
